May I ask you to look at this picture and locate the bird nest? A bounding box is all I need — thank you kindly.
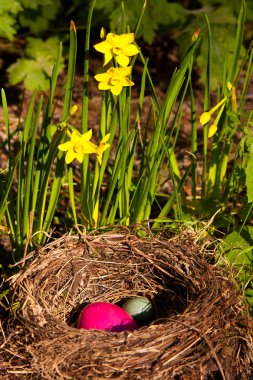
[1,229,253,379]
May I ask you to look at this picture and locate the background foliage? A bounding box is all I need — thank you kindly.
[0,0,253,90]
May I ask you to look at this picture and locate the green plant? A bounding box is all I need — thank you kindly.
[220,226,253,313]
[7,37,64,90]
[0,0,22,41]
[0,23,73,260]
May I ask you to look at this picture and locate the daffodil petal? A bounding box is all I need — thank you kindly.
[80,129,92,142]
[58,141,73,151]
[82,141,98,154]
[101,133,110,144]
[71,130,82,143]
[96,154,102,165]
[123,44,139,56]
[120,66,132,76]
[95,72,112,82]
[97,143,110,155]
[94,40,111,53]
[121,78,134,86]
[116,54,129,67]
[104,52,113,66]
[106,33,119,45]
[119,33,135,45]
[98,82,111,91]
[111,84,123,95]
[102,143,110,152]
[75,151,85,163]
[65,150,76,164]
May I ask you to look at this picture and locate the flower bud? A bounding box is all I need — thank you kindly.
[191,29,200,42]
[100,27,106,40]
[200,112,211,125]
[70,105,78,115]
[227,82,233,91]
[208,124,217,138]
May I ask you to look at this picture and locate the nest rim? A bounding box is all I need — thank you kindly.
[2,229,253,380]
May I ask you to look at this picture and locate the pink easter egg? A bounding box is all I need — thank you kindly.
[78,302,139,332]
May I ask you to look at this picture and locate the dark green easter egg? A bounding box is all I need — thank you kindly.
[122,297,154,325]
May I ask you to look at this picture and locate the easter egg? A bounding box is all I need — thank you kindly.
[122,297,154,325]
[78,302,139,332]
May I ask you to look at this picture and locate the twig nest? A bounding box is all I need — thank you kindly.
[3,230,253,379]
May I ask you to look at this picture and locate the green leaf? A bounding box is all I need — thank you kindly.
[0,14,16,40]
[222,230,253,266]
[222,228,253,312]
[7,58,48,90]
[0,0,21,13]
[0,0,22,40]
[25,37,61,62]
[7,37,64,90]
[96,0,184,44]
[246,285,253,305]
[19,1,61,33]
[0,152,21,221]
[20,0,53,10]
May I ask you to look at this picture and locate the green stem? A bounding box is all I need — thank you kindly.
[81,0,97,223]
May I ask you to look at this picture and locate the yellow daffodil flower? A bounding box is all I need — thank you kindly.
[227,82,237,111]
[94,67,134,96]
[100,27,106,40]
[94,32,139,67]
[58,130,97,164]
[207,103,226,138]
[208,124,218,138]
[227,82,233,91]
[96,133,110,165]
[200,97,227,126]
[92,200,99,228]
[200,112,211,125]
[69,105,78,115]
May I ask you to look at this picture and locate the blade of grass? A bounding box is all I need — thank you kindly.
[1,89,11,158]
[40,21,77,243]
[134,0,147,38]
[152,159,194,229]
[189,67,197,199]
[67,166,78,225]
[16,93,36,248]
[35,128,66,240]
[239,46,253,115]
[227,0,246,84]
[22,95,43,242]
[47,43,63,118]
[100,129,136,226]
[201,15,211,198]
[81,0,97,223]
[0,152,21,221]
